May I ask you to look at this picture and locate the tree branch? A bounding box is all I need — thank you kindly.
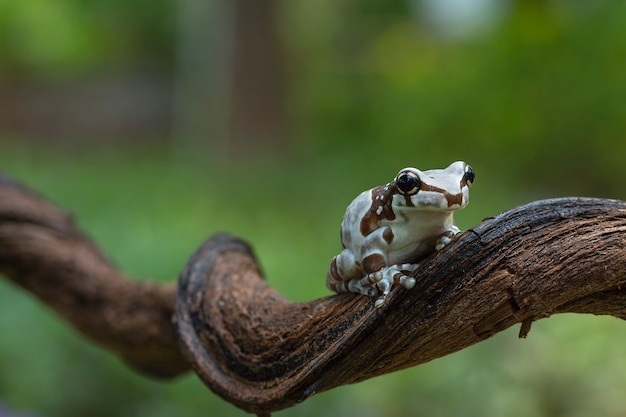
[174,198,626,414]
[1,174,626,415]
[0,174,189,377]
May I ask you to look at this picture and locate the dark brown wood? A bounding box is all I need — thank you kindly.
[1,173,626,415]
[174,198,626,414]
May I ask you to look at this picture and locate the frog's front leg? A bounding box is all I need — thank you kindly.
[435,226,461,251]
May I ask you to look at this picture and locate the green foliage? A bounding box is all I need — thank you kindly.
[0,0,174,79]
[289,1,626,197]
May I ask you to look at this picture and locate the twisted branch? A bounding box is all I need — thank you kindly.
[1,174,625,415]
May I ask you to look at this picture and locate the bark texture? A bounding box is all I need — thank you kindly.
[1,173,625,415]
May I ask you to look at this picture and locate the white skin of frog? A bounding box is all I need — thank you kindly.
[326,161,474,308]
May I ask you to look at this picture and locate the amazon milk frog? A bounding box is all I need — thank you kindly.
[326,161,475,308]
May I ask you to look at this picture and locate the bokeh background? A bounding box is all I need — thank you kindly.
[1,0,626,416]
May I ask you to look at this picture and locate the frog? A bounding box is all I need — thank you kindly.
[326,161,475,308]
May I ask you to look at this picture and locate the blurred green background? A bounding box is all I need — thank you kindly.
[1,0,626,416]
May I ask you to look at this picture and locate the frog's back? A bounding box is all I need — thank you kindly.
[340,189,377,250]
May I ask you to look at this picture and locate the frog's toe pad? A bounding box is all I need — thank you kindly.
[360,271,383,286]
[435,236,453,251]
[399,263,419,272]
[399,276,416,289]
[436,229,461,251]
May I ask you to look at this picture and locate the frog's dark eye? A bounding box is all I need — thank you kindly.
[396,171,421,196]
[464,165,475,186]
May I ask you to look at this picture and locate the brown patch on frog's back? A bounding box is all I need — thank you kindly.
[382,227,394,245]
[360,184,397,236]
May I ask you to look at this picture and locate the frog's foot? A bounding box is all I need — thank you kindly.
[346,278,378,297]
[398,263,419,288]
[362,264,419,308]
[360,264,418,287]
[435,228,461,251]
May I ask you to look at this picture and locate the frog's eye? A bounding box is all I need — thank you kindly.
[464,165,475,187]
[396,171,421,196]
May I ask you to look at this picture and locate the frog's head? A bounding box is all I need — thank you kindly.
[393,161,474,211]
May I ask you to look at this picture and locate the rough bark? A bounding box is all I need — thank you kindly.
[0,174,188,377]
[1,173,625,415]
